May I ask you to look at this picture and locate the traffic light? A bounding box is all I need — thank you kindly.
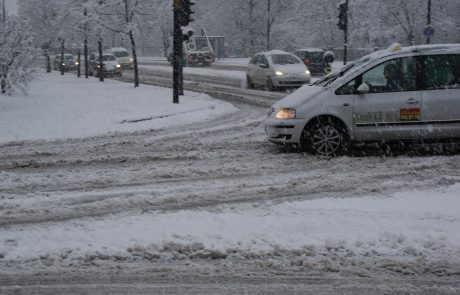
[337,2,347,31]
[178,0,195,27]
[182,27,194,42]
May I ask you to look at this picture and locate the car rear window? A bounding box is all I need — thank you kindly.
[308,52,324,63]
[102,55,116,61]
[271,54,300,65]
[113,51,129,58]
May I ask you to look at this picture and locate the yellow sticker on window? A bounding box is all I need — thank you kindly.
[400,108,420,121]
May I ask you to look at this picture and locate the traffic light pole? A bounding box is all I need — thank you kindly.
[343,0,348,65]
[173,0,194,103]
[173,1,181,104]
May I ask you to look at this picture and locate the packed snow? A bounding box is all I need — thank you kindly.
[1,182,460,276]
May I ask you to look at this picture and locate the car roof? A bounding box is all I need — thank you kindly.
[329,43,460,88]
[294,48,324,52]
[257,50,293,56]
[362,43,460,62]
[110,47,129,52]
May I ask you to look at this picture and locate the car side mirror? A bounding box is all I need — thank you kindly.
[356,83,370,94]
[260,63,268,68]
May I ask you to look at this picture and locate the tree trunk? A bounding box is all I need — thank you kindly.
[46,53,51,73]
[98,38,104,82]
[77,51,81,78]
[60,39,65,75]
[129,30,139,88]
[84,38,88,78]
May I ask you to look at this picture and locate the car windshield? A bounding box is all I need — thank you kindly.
[64,55,74,61]
[102,55,116,61]
[313,54,373,87]
[271,54,300,65]
[113,51,129,58]
[308,52,324,63]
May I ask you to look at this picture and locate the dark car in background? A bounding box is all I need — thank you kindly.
[53,53,77,71]
[293,48,325,76]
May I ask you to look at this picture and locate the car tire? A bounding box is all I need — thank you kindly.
[247,75,254,89]
[301,117,349,156]
[267,78,275,91]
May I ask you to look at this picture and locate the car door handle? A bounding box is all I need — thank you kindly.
[405,98,419,104]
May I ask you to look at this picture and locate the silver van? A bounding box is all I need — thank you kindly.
[265,44,460,155]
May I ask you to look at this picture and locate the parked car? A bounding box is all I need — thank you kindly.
[109,47,133,69]
[265,43,460,155]
[246,50,311,91]
[53,53,77,71]
[293,48,325,76]
[88,52,122,77]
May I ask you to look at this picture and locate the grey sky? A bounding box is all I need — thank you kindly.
[5,0,17,14]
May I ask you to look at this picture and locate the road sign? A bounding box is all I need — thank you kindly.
[423,25,435,37]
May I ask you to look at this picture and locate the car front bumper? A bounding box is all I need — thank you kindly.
[264,117,305,145]
[272,76,310,87]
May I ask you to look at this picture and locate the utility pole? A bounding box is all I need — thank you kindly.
[267,0,271,51]
[337,0,349,65]
[2,0,5,24]
[84,7,89,78]
[426,0,432,44]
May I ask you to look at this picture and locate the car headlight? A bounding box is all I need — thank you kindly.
[275,71,284,76]
[130,58,133,62]
[62,63,66,66]
[275,108,296,119]
[116,64,121,68]
[75,62,79,65]
[305,70,310,75]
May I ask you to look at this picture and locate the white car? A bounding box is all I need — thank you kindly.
[246,50,311,91]
[265,43,460,155]
[109,47,133,69]
[89,52,122,77]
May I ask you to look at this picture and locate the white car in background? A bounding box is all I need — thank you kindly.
[109,47,133,69]
[88,52,122,77]
[246,50,311,91]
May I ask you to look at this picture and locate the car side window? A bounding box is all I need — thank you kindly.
[250,55,259,65]
[361,57,417,93]
[423,54,460,90]
[336,79,357,95]
[260,56,269,67]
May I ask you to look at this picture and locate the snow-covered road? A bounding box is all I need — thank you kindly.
[1,71,460,294]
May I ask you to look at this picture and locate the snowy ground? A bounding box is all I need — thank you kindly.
[0,72,236,143]
[1,69,460,294]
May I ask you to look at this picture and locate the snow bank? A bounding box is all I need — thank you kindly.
[1,184,459,275]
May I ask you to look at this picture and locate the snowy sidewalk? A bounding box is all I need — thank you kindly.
[0,72,236,143]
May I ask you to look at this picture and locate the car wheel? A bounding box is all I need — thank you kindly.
[267,78,275,91]
[246,75,254,89]
[301,117,349,156]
